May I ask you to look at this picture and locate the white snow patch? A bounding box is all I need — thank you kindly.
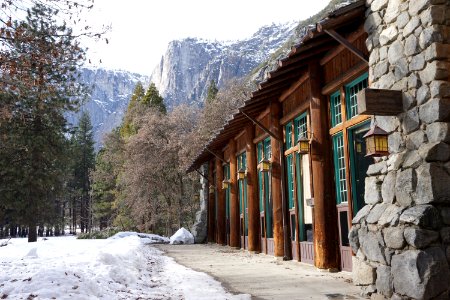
[170,227,194,245]
[108,231,169,244]
[0,234,249,299]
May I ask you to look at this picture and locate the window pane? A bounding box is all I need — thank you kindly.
[330,91,342,127]
[346,74,368,119]
[333,133,348,204]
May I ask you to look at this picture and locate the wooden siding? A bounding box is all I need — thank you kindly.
[255,113,270,139]
[282,80,311,117]
[322,34,368,87]
[235,132,247,154]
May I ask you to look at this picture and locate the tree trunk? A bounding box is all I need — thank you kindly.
[28,222,37,242]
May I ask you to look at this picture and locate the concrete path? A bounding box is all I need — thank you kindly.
[155,244,364,300]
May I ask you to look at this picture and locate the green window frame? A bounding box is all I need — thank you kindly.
[257,137,273,238]
[345,73,368,119]
[285,122,293,149]
[237,152,248,235]
[330,91,342,127]
[332,132,348,204]
[286,154,295,209]
[294,112,307,143]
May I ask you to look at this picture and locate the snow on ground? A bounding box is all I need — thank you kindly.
[0,234,250,300]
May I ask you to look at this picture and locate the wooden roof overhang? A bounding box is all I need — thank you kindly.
[187,0,366,173]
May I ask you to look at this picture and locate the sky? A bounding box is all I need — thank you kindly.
[83,0,331,75]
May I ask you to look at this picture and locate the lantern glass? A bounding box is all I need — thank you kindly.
[363,125,389,157]
[297,137,310,154]
[237,168,246,180]
[259,159,270,172]
[222,179,230,190]
[209,185,215,194]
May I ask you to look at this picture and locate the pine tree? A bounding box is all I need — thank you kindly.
[72,111,95,233]
[206,80,219,103]
[141,83,167,114]
[0,4,87,242]
[120,82,145,138]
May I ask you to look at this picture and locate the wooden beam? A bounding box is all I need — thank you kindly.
[279,73,309,103]
[357,88,403,116]
[308,61,339,270]
[240,110,282,142]
[245,125,260,253]
[320,26,366,66]
[323,29,368,63]
[229,140,240,248]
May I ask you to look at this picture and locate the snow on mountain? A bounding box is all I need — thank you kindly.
[150,21,298,108]
[67,68,149,148]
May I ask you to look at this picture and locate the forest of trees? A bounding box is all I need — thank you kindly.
[0,0,254,241]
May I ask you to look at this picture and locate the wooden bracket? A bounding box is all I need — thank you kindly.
[194,168,209,181]
[240,110,282,142]
[357,88,403,116]
[323,29,368,63]
[205,148,226,163]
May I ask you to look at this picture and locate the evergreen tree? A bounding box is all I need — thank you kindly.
[120,82,145,138]
[206,80,219,103]
[141,83,167,114]
[0,4,87,242]
[72,111,95,233]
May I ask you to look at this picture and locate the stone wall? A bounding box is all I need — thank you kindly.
[350,0,450,299]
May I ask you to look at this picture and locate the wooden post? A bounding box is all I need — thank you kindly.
[216,156,226,245]
[269,101,288,258]
[245,125,260,252]
[207,160,215,243]
[309,61,339,269]
[229,140,240,248]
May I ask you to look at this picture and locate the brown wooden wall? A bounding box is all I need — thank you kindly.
[235,131,247,154]
[322,34,368,86]
[223,146,232,162]
[255,112,270,139]
[282,80,311,117]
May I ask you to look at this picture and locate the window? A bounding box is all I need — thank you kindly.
[330,91,342,127]
[333,133,348,204]
[345,73,368,119]
[286,154,295,209]
[285,122,293,149]
[294,113,307,143]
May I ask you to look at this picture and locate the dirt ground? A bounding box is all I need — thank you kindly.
[155,243,364,300]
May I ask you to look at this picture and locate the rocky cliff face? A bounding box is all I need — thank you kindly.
[150,22,297,108]
[67,68,149,148]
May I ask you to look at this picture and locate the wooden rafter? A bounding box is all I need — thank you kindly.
[322,29,368,63]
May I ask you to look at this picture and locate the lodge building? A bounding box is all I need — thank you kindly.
[188,0,450,297]
[188,0,369,271]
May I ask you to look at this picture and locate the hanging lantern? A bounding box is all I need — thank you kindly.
[363,125,389,157]
[237,168,246,180]
[209,185,215,194]
[222,179,230,190]
[297,136,310,154]
[194,194,200,201]
[259,159,271,172]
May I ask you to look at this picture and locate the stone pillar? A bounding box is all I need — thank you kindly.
[207,160,215,243]
[191,163,208,243]
[246,125,261,252]
[350,0,450,298]
[229,140,240,248]
[269,101,285,258]
[309,61,339,270]
[216,156,226,246]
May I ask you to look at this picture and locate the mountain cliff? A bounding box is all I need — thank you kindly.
[67,68,149,148]
[150,22,297,108]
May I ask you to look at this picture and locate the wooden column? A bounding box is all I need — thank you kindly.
[229,140,240,248]
[309,61,339,269]
[269,101,285,258]
[207,160,215,243]
[245,125,260,252]
[215,156,226,245]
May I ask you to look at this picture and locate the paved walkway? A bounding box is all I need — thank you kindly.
[155,244,364,300]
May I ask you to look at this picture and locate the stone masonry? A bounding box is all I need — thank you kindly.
[350,0,450,299]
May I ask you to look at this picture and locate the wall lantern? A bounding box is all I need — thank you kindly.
[237,168,246,180]
[363,124,389,157]
[222,179,230,190]
[194,194,200,201]
[209,185,215,194]
[297,136,310,154]
[259,159,271,172]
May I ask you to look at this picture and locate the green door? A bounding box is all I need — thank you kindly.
[349,122,372,214]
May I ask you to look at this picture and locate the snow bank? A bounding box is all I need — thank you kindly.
[170,227,194,245]
[108,231,169,244]
[0,234,249,299]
